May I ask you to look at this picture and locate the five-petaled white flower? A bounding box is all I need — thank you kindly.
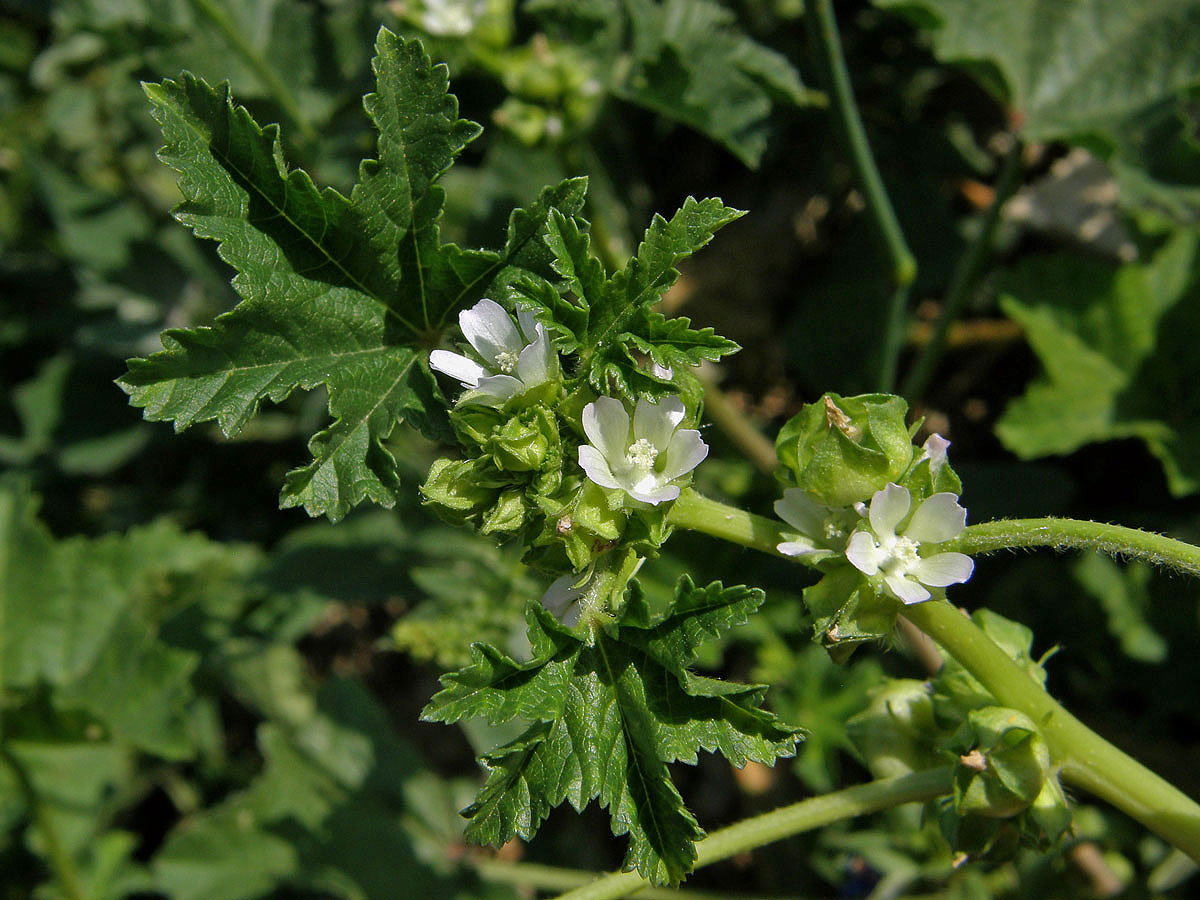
[577,395,708,504]
[429,298,555,403]
[774,488,862,561]
[844,483,974,605]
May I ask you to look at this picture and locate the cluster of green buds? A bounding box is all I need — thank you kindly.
[848,610,1072,860]
[422,298,708,629]
[772,393,974,660]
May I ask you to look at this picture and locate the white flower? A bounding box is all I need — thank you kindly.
[774,488,862,561]
[419,0,481,36]
[577,395,708,504]
[429,298,555,403]
[844,483,975,605]
[542,572,588,627]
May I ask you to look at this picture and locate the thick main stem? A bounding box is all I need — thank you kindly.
[552,768,953,900]
[902,600,1200,863]
[805,0,917,392]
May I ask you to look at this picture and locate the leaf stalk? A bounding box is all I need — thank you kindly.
[804,0,917,391]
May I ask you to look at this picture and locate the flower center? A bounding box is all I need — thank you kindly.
[889,536,921,572]
[624,438,659,473]
[495,349,520,374]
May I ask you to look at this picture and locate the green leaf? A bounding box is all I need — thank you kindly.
[1072,555,1167,664]
[995,229,1200,495]
[423,576,802,885]
[530,0,812,166]
[119,30,587,520]
[516,198,743,396]
[875,0,1200,146]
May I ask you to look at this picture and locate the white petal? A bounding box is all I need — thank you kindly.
[578,444,621,489]
[582,397,630,461]
[542,573,586,626]
[912,552,975,587]
[429,350,486,387]
[468,374,524,402]
[904,493,967,544]
[659,429,708,481]
[515,324,552,387]
[459,298,522,367]
[920,433,950,473]
[869,483,910,540]
[885,574,930,605]
[634,395,686,451]
[774,488,826,537]
[777,538,822,558]
[845,531,883,575]
[515,307,540,343]
[629,482,680,505]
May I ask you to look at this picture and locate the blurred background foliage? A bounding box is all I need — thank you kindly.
[2,0,1200,897]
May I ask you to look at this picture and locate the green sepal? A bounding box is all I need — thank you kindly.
[899,453,963,501]
[486,406,559,473]
[481,489,527,535]
[846,679,942,778]
[803,565,900,663]
[776,393,915,507]
[532,479,629,572]
[420,457,507,526]
[932,609,1052,728]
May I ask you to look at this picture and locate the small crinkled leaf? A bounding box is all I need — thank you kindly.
[422,583,801,885]
[995,229,1200,494]
[875,0,1200,145]
[121,31,586,520]
[517,197,743,397]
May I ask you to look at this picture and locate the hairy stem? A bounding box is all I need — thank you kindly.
[667,489,791,558]
[901,138,1024,400]
[551,768,953,900]
[903,600,1200,862]
[0,745,85,900]
[805,0,917,392]
[471,858,781,900]
[669,494,1200,858]
[942,517,1200,577]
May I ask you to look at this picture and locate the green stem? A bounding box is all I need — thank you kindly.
[805,0,917,391]
[667,489,791,558]
[901,138,1024,400]
[902,600,1200,862]
[551,769,953,900]
[470,858,782,900]
[0,745,86,900]
[186,0,318,145]
[943,518,1200,577]
[668,495,1200,858]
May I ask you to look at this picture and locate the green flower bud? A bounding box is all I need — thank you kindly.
[481,489,527,535]
[776,393,914,507]
[487,406,558,472]
[421,457,506,526]
[847,679,941,778]
[948,707,1053,819]
[802,564,899,663]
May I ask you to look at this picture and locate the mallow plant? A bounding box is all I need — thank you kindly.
[117,27,1200,896]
